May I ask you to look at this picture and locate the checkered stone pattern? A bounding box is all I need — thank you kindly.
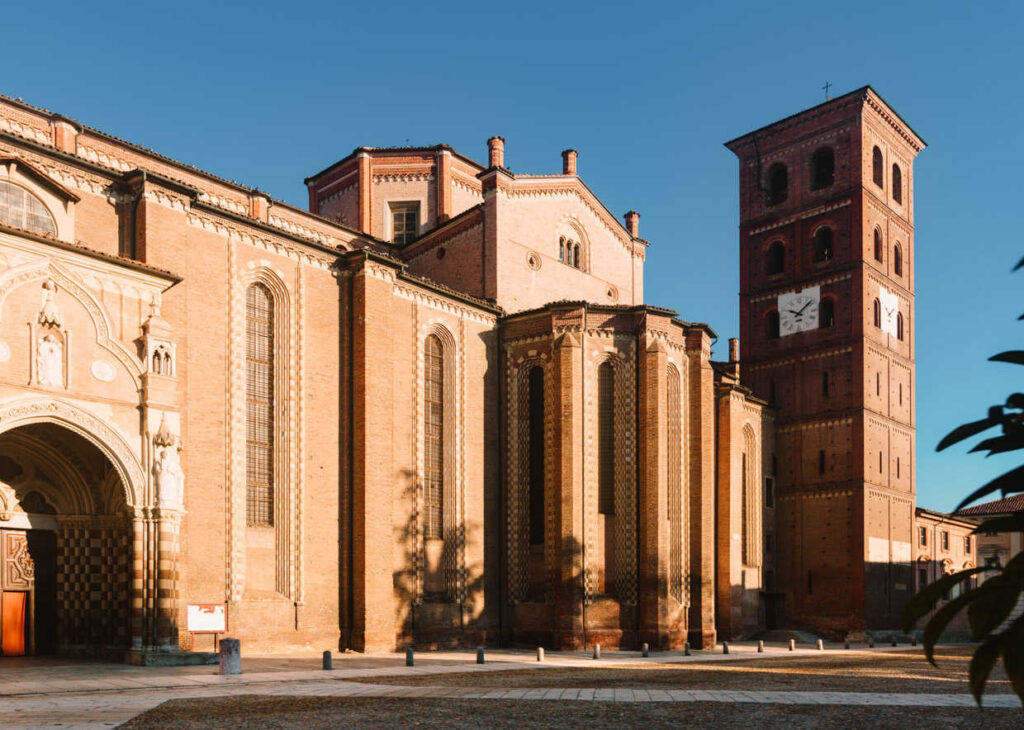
[610,352,637,606]
[667,361,688,606]
[56,520,131,650]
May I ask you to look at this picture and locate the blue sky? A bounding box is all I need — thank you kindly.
[4,1,1022,511]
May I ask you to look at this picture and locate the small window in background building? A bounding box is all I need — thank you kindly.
[874,228,883,262]
[965,536,971,553]
[894,244,903,276]
[919,526,927,546]
[559,236,565,262]
[822,371,829,398]
[766,162,788,206]
[873,146,884,188]
[813,227,834,262]
[818,450,825,474]
[892,163,903,203]
[764,475,775,508]
[942,531,950,551]
[820,298,835,328]
[390,202,420,244]
[766,311,780,340]
[810,147,835,190]
[897,312,905,341]
[873,299,881,328]
[766,241,785,275]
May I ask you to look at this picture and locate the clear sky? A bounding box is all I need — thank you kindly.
[4,1,1021,511]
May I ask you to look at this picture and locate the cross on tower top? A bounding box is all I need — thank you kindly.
[822,81,832,101]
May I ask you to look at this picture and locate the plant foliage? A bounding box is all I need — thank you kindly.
[901,258,1024,705]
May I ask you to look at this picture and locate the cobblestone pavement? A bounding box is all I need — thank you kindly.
[1,644,1019,728]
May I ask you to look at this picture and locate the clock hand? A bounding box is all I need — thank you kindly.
[797,301,812,314]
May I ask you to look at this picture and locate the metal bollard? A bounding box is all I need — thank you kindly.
[684,641,691,656]
[642,642,649,658]
[322,650,333,670]
[219,638,241,675]
[406,648,415,667]
[477,647,485,664]
[912,635,917,647]
[891,637,897,647]
[757,640,764,653]
[722,641,729,655]
[844,638,850,650]
[868,636,874,648]
[816,639,824,650]
[537,647,544,662]
[788,638,795,652]
[593,643,601,660]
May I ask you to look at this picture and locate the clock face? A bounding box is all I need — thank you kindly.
[880,285,899,336]
[778,286,820,335]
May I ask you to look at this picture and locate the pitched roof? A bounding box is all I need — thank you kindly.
[956,493,1024,516]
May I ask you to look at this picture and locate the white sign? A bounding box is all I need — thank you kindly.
[187,604,227,633]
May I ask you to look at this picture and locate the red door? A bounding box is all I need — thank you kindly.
[1,591,27,656]
[1,530,34,656]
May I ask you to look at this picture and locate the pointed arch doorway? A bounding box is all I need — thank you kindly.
[0,422,133,657]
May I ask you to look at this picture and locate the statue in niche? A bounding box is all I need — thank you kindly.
[38,279,63,328]
[37,334,63,387]
[154,446,184,510]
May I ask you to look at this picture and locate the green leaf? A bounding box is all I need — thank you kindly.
[969,640,1003,705]
[1004,636,1024,704]
[923,591,979,666]
[968,433,1024,456]
[990,351,1024,366]
[966,579,1019,640]
[902,567,991,632]
[955,465,1024,512]
[972,511,1024,535]
[937,417,999,452]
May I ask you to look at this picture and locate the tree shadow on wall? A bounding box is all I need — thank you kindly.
[393,468,490,649]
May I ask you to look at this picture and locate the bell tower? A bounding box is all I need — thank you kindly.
[726,87,925,635]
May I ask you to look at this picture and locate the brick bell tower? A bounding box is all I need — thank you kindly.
[726,87,925,636]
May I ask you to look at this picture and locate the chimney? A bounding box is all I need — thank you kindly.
[624,210,640,238]
[729,338,740,363]
[562,149,578,175]
[487,136,505,168]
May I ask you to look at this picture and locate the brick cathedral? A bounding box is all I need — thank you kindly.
[0,86,927,661]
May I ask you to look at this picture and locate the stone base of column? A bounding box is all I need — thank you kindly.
[125,649,220,667]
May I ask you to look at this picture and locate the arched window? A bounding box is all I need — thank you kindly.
[574,244,581,269]
[893,244,903,276]
[423,334,445,540]
[152,351,163,375]
[874,228,883,262]
[765,162,788,206]
[0,181,56,237]
[820,298,835,329]
[246,283,275,527]
[667,364,686,604]
[527,366,545,546]
[766,241,785,275]
[813,227,833,262]
[873,298,881,328]
[897,312,905,341]
[766,310,780,340]
[810,147,835,190]
[558,237,565,262]
[818,449,826,474]
[598,362,615,515]
[872,146,884,188]
[892,163,902,204]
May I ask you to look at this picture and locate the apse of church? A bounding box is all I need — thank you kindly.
[0,88,780,660]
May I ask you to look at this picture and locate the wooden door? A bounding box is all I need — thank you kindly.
[1,591,27,655]
[1,529,34,656]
